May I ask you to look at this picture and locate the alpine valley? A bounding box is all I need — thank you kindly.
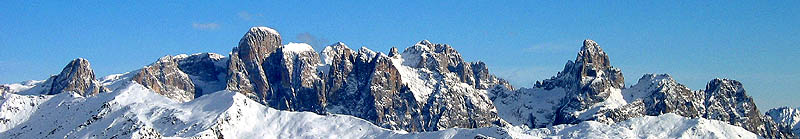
[1,27,797,139]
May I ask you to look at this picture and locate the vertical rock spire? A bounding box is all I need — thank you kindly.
[532,39,626,125]
[576,40,612,77]
[226,27,282,101]
[132,55,196,102]
[48,58,104,96]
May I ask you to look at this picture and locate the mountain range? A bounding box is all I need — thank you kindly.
[0,27,796,138]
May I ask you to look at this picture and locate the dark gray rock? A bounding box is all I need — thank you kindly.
[262,43,327,113]
[319,40,509,132]
[174,53,228,97]
[225,27,326,113]
[0,85,8,95]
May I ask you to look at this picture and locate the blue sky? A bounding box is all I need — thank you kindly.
[1,1,798,109]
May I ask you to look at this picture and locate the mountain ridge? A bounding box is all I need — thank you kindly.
[0,26,796,138]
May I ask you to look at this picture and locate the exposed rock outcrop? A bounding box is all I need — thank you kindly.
[702,79,790,138]
[222,27,510,132]
[132,55,196,102]
[46,58,106,96]
[175,53,228,97]
[766,107,800,136]
[225,27,281,104]
[533,40,625,125]
[493,40,794,138]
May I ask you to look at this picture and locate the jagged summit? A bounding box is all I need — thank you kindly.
[226,26,283,101]
[407,39,455,53]
[388,47,400,57]
[3,26,797,138]
[706,78,744,92]
[238,26,282,63]
[635,73,676,86]
[320,42,354,66]
[766,107,800,135]
[132,55,197,102]
[331,41,348,47]
[577,39,611,70]
[494,39,794,138]
[248,26,280,35]
[416,39,432,46]
[48,58,104,96]
[536,39,623,90]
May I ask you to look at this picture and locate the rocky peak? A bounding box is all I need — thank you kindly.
[388,47,400,57]
[532,40,625,125]
[226,26,281,101]
[401,40,464,72]
[320,42,354,65]
[132,55,196,102]
[48,58,104,96]
[702,78,792,138]
[766,107,800,135]
[573,39,621,86]
[538,39,623,90]
[616,73,705,118]
[705,78,744,95]
[417,39,432,46]
[238,26,282,64]
[576,40,611,71]
[634,74,677,88]
[356,47,378,62]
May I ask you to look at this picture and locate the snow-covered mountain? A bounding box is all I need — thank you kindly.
[0,82,760,138]
[767,107,800,135]
[491,40,795,138]
[222,27,510,131]
[0,26,796,138]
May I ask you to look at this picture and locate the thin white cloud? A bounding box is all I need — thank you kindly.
[192,23,219,30]
[523,41,576,53]
[238,11,263,21]
[238,11,253,21]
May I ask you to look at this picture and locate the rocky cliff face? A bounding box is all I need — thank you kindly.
[532,40,625,125]
[492,40,794,138]
[608,75,791,138]
[6,26,794,137]
[45,58,106,96]
[174,53,228,97]
[131,53,227,102]
[701,79,790,138]
[225,28,326,113]
[217,27,511,132]
[132,55,196,102]
[225,27,281,102]
[265,42,327,113]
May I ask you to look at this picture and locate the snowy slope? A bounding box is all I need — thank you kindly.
[0,82,516,138]
[525,113,759,139]
[0,81,761,138]
[493,87,566,128]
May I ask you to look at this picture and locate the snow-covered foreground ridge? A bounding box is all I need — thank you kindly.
[0,82,758,138]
